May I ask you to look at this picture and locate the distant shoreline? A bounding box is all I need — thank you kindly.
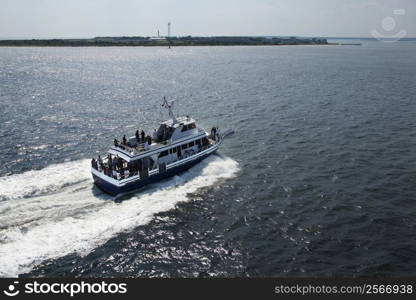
[0,36,330,47]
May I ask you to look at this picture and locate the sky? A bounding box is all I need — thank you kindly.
[0,0,415,39]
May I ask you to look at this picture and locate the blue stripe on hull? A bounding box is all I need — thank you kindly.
[92,151,214,196]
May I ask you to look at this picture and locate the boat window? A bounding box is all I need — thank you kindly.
[181,144,188,150]
[188,123,196,129]
[159,150,169,157]
[181,125,188,132]
[172,147,177,153]
[196,139,201,145]
[156,124,174,142]
[189,141,194,147]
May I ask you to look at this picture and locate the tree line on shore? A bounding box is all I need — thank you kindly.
[0,36,328,47]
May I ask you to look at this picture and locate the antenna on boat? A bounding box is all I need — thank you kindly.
[162,96,178,124]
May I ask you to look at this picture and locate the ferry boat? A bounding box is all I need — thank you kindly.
[91,98,233,197]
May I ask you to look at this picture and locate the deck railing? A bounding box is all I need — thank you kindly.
[93,141,215,182]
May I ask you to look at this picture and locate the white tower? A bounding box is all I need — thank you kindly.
[168,22,171,38]
[167,22,171,48]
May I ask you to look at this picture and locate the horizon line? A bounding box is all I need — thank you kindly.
[1,35,416,41]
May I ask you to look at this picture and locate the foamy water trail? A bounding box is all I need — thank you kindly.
[0,155,239,277]
[0,160,91,201]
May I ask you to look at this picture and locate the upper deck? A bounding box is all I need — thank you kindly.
[108,116,208,162]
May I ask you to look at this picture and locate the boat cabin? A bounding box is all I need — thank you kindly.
[155,116,198,143]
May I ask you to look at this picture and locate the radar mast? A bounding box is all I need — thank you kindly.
[162,96,178,124]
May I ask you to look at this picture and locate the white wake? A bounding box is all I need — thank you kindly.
[0,155,239,277]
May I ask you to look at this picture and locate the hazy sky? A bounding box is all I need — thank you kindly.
[1,0,415,38]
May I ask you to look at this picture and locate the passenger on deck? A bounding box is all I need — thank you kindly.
[147,135,152,145]
[211,127,216,137]
[98,155,103,167]
[91,158,97,169]
[141,130,145,142]
[122,135,127,145]
[115,155,122,170]
[114,138,119,147]
[152,129,157,141]
[96,155,102,171]
[135,130,140,142]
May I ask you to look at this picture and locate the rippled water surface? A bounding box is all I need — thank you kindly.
[0,42,415,277]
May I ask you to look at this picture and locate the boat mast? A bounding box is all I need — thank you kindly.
[162,96,178,124]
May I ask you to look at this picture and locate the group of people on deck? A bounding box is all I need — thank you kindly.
[91,153,146,180]
[91,127,162,180]
[113,129,155,150]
